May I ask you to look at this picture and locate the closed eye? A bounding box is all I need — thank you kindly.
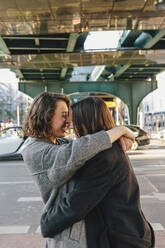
[62,112,69,118]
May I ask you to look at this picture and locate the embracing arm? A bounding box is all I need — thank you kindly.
[107,126,135,152]
[107,125,134,143]
[46,130,111,187]
[42,127,134,211]
[41,148,124,238]
[46,126,134,187]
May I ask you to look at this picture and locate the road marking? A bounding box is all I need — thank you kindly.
[151,223,165,231]
[141,193,165,201]
[153,193,165,201]
[129,154,165,159]
[134,167,165,173]
[143,175,159,193]
[0,181,33,185]
[0,224,163,235]
[36,226,41,234]
[133,164,165,167]
[0,162,24,167]
[17,197,42,202]
[141,195,156,199]
[145,174,165,177]
[0,225,30,234]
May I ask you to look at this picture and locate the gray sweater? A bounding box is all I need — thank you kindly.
[21,130,111,248]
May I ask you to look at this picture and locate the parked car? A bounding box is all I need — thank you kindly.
[126,125,150,150]
[0,126,26,160]
[0,124,150,160]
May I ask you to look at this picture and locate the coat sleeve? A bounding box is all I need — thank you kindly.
[45,131,111,188]
[40,149,117,238]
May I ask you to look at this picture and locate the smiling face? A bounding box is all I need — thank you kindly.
[50,100,70,138]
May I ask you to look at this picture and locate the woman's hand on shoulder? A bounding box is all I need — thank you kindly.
[122,126,135,142]
[106,125,135,145]
[119,136,134,152]
[119,126,135,152]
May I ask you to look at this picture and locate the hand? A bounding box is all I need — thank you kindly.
[106,126,135,145]
[119,136,133,152]
[122,126,135,142]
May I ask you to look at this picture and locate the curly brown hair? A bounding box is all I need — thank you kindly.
[72,96,115,137]
[23,92,70,138]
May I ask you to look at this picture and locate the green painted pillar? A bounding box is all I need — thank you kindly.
[19,79,157,124]
[19,82,45,98]
[115,80,157,124]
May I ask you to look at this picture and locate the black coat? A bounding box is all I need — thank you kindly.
[41,142,155,248]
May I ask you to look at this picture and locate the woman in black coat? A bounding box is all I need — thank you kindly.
[41,96,155,248]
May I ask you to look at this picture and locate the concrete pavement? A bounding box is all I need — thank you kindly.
[0,234,45,248]
[0,231,164,248]
[150,138,165,248]
[155,231,165,248]
[137,138,165,248]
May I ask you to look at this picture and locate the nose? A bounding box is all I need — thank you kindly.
[65,116,71,126]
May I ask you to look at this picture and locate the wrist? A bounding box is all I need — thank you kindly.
[106,126,125,143]
[116,125,125,136]
[121,126,127,135]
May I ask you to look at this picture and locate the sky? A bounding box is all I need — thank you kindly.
[148,71,165,112]
[157,71,165,95]
[0,69,18,87]
[84,31,122,50]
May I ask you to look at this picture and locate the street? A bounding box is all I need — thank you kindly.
[128,139,165,248]
[0,139,165,248]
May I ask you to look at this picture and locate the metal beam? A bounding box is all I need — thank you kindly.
[89,66,105,81]
[128,66,165,70]
[114,31,165,79]
[66,33,79,52]
[143,30,165,49]
[14,69,24,79]
[59,33,79,79]
[123,71,156,74]
[22,72,59,75]
[60,68,68,78]
[3,36,69,41]
[114,65,130,79]
[9,47,66,51]
[19,82,45,98]
[19,79,158,124]
[0,36,10,55]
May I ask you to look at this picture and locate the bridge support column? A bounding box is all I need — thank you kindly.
[116,79,157,124]
[19,79,157,125]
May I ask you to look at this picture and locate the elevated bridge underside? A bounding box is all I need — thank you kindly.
[1,0,165,123]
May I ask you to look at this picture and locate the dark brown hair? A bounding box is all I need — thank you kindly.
[23,92,70,138]
[72,96,115,137]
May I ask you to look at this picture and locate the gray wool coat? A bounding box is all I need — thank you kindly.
[21,131,112,248]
